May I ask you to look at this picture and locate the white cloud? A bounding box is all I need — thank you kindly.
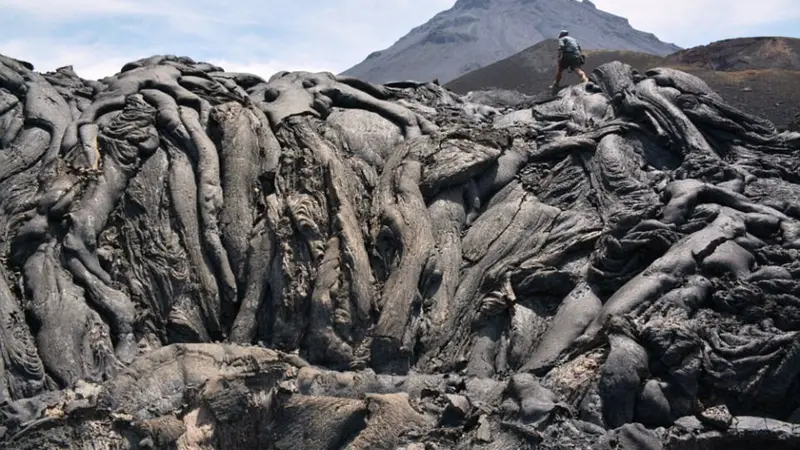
[590,0,800,46]
[0,0,797,80]
[0,39,141,79]
[0,0,457,78]
[0,0,143,18]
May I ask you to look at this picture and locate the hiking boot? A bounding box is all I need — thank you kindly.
[549,83,560,90]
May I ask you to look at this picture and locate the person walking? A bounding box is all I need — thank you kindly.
[550,30,589,89]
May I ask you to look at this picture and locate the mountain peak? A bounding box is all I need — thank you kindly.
[453,0,491,9]
[341,0,679,84]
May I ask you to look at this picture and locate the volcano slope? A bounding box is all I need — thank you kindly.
[1,54,800,449]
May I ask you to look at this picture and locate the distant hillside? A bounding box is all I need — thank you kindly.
[340,0,680,84]
[446,37,800,129]
[665,36,800,71]
[445,39,668,94]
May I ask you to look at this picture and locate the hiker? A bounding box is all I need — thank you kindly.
[550,30,589,89]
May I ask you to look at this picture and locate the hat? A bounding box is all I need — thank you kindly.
[559,30,569,38]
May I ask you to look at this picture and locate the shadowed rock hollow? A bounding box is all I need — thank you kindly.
[1,53,800,449]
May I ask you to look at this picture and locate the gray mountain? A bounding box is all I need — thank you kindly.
[340,0,681,84]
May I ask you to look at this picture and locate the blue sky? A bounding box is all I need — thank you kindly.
[0,0,798,80]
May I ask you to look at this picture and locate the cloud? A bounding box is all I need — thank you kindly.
[0,0,456,78]
[0,0,144,18]
[0,38,143,79]
[0,0,797,80]
[590,0,800,47]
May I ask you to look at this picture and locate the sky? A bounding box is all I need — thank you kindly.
[0,0,798,81]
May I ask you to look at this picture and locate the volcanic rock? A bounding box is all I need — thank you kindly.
[1,53,800,449]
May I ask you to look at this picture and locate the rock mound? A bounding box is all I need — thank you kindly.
[1,54,800,449]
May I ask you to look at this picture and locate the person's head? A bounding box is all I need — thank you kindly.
[558,30,569,38]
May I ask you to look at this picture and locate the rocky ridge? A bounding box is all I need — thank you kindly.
[446,37,800,130]
[0,53,800,449]
[664,37,800,72]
